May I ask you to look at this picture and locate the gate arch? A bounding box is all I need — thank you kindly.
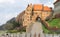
[36,16,41,22]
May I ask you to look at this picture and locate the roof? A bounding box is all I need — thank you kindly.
[33,4,52,11]
[54,0,60,4]
[44,6,51,11]
[33,4,43,11]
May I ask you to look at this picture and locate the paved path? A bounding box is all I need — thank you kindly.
[30,21,44,37]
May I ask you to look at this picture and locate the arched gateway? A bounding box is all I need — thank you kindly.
[36,16,41,22]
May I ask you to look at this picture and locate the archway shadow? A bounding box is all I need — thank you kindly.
[36,16,42,23]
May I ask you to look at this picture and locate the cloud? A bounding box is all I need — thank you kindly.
[54,0,57,2]
[0,12,18,25]
[0,0,15,4]
[0,0,28,24]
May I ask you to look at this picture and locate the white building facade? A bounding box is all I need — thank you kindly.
[54,0,60,15]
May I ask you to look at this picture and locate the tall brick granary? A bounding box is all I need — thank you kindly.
[16,4,53,32]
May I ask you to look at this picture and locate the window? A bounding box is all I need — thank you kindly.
[27,19,29,21]
[23,19,24,21]
[26,13,29,15]
[32,12,34,15]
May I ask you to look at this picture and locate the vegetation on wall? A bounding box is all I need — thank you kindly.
[48,18,60,28]
[43,18,60,34]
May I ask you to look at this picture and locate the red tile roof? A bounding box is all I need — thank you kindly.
[44,6,51,11]
[33,4,43,11]
[33,4,52,11]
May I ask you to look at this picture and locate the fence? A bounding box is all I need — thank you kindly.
[0,33,60,37]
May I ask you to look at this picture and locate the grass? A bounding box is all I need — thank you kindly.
[42,18,60,34]
[42,25,56,34]
[47,18,60,28]
[0,30,7,34]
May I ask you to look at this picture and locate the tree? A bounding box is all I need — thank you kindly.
[3,23,14,30]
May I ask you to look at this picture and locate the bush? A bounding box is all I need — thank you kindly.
[6,30,19,33]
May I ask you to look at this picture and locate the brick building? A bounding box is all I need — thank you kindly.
[16,4,53,32]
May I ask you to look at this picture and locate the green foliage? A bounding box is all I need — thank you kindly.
[42,25,56,34]
[18,27,26,32]
[6,27,26,33]
[3,17,21,30]
[3,23,14,30]
[2,17,26,33]
[12,21,20,28]
[6,30,19,33]
[42,18,60,34]
[48,18,60,28]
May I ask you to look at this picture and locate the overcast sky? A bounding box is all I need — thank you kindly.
[0,0,56,25]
